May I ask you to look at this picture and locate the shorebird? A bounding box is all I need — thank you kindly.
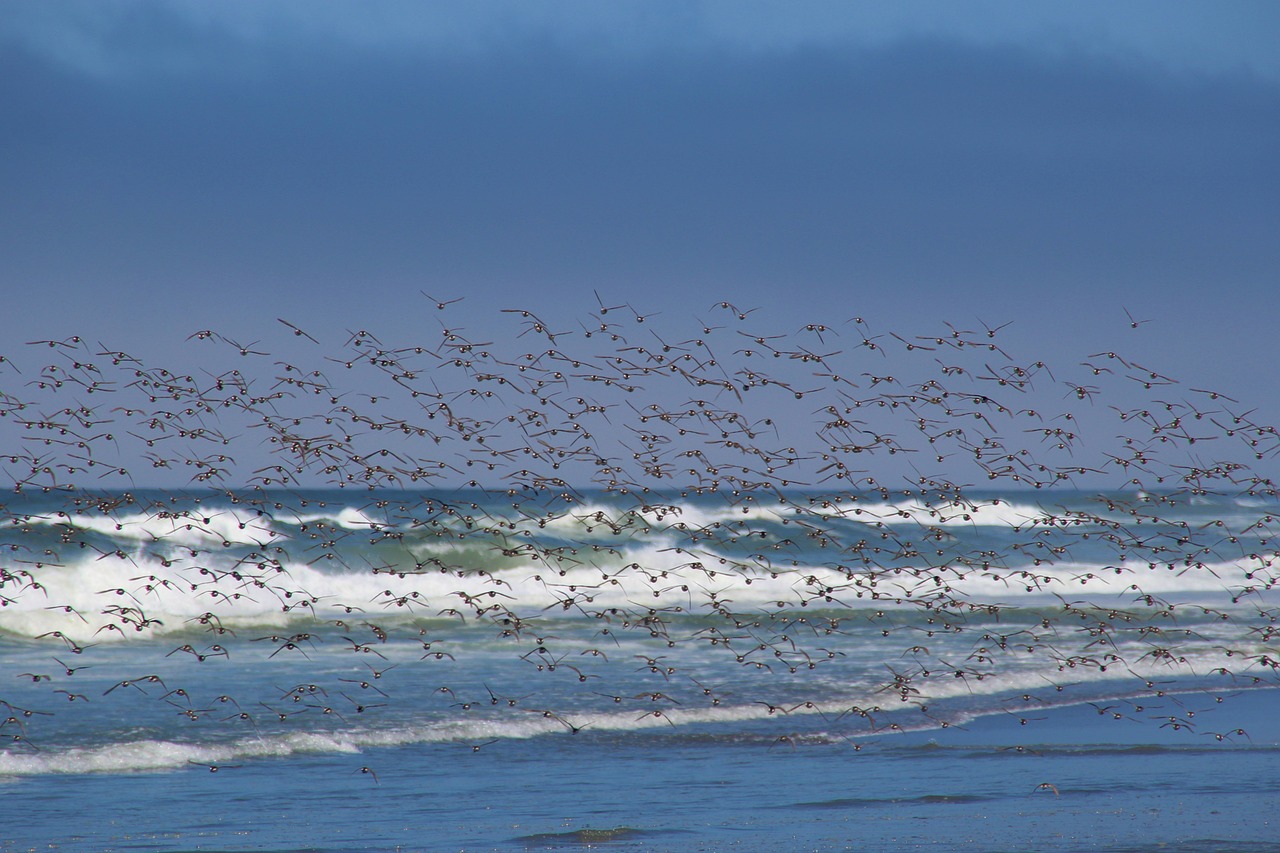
[2,292,1278,767]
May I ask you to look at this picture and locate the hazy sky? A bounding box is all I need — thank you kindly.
[3,1,1278,446]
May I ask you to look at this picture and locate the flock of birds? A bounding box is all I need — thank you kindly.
[2,294,1279,768]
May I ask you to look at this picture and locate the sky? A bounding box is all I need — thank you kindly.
[1,1,1278,487]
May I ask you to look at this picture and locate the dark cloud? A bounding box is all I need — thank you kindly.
[0,19,1276,408]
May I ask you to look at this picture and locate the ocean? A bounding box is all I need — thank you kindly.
[2,313,1278,850]
[2,487,1278,852]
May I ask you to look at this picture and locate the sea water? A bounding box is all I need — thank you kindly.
[2,487,1277,852]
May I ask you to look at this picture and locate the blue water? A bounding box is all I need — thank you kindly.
[3,690,1278,851]
[2,487,1278,852]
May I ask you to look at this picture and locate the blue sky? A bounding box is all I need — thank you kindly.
[2,2,1278,486]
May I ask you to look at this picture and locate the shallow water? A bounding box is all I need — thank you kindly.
[3,689,1278,851]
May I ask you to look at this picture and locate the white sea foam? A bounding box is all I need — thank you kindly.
[283,507,391,531]
[0,659,1230,778]
[4,531,1275,643]
[25,508,281,546]
[792,497,1061,529]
